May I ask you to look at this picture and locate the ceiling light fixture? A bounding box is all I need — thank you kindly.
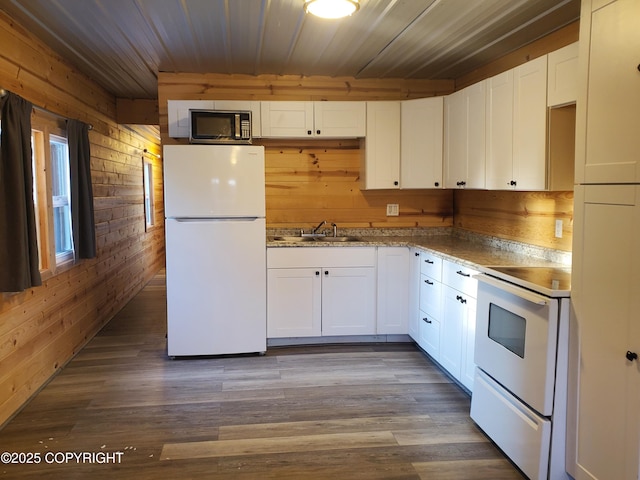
[304,0,360,19]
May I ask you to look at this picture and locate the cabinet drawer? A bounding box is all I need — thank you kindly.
[419,274,442,319]
[419,312,440,360]
[420,252,442,280]
[442,259,478,297]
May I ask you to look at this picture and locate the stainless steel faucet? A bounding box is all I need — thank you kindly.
[331,223,338,237]
[311,220,326,235]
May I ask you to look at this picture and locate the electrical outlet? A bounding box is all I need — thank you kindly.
[386,204,399,216]
[555,219,563,238]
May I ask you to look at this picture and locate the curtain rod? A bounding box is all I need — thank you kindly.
[0,87,93,130]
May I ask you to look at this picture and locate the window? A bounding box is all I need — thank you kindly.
[50,135,73,263]
[30,112,75,273]
[143,160,155,228]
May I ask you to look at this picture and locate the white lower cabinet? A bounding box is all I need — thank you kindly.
[267,268,321,337]
[376,247,410,335]
[267,247,376,338]
[407,249,422,341]
[412,255,478,392]
[441,259,478,391]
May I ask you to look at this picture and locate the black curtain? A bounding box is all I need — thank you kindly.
[0,92,42,292]
[67,119,96,259]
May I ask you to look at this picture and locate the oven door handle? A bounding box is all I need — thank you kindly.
[474,274,548,306]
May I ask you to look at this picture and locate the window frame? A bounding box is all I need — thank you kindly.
[30,111,75,277]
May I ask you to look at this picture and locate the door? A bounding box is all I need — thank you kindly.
[267,268,321,338]
[485,70,514,189]
[401,97,443,189]
[512,55,547,190]
[260,101,314,138]
[571,185,640,480]
[475,276,558,416]
[362,101,401,189]
[321,267,376,336]
[581,0,640,184]
[314,101,366,137]
[165,218,266,356]
[163,144,265,217]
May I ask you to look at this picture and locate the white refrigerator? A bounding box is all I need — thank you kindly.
[163,144,266,356]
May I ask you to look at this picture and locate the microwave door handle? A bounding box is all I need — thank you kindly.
[234,114,241,139]
[475,274,548,306]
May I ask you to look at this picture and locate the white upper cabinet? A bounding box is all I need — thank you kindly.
[512,55,549,190]
[360,101,401,190]
[576,0,640,184]
[313,102,366,137]
[547,42,579,107]
[401,97,444,189]
[486,55,548,190]
[444,80,486,189]
[260,101,314,137]
[485,70,515,189]
[261,101,365,138]
[167,100,261,138]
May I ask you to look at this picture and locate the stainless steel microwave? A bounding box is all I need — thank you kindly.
[189,109,252,144]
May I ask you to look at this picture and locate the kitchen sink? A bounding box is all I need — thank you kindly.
[317,236,362,242]
[271,235,362,243]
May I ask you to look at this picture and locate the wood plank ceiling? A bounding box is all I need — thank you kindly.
[0,0,579,100]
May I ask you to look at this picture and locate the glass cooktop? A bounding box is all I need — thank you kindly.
[483,266,571,298]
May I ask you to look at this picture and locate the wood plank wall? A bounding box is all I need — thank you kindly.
[0,11,164,425]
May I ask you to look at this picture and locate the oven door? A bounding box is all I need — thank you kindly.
[474,274,558,416]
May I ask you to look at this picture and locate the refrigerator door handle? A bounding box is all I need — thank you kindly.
[169,217,262,222]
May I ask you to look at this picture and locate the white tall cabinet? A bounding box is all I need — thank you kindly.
[570,0,640,479]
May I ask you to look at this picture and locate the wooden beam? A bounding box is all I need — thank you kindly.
[116,98,159,125]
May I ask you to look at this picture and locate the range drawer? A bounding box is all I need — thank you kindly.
[420,252,442,280]
[442,259,478,297]
[471,368,551,480]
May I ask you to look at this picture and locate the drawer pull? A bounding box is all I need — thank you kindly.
[422,317,432,324]
[456,270,471,277]
[424,279,434,285]
[424,259,434,264]
[456,295,467,304]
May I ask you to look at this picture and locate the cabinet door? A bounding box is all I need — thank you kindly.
[407,250,422,341]
[376,247,410,335]
[444,88,468,188]
[570,185,640,480]
[460,296,477,392]
[314,101,366,137]
[401,97,444,189]
[579,0,640,184]
[547,42,579,107]
[512,55,548,190]
[321,267,376,336]
[444,82,486,189]
[486,70,514,190]
[439,285,467,379]
[261,101,314,137]
[419,313,440,360]
[466,81,487,189]
[267,268,321,338]
[361,102,401,189]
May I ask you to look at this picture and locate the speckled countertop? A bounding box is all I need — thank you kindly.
[267,227,571,270]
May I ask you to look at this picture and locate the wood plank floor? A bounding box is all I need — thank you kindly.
[0,271,524,479]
